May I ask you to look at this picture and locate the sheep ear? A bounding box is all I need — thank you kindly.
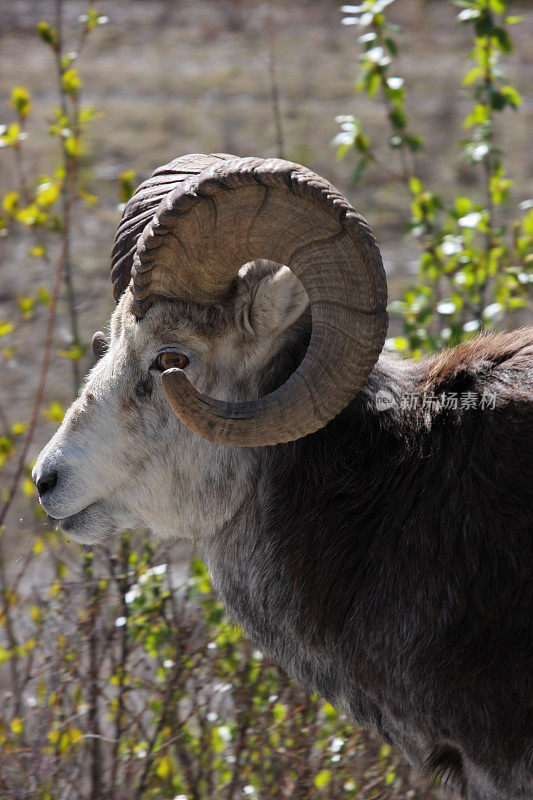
[236,265,308,338]
[91,331,108,361]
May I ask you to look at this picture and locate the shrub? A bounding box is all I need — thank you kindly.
[334,0,532,355]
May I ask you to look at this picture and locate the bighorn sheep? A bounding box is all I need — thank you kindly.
[33,154,532,800]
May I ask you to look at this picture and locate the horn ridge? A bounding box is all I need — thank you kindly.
[111,153,235,302]
[113,153,388,445]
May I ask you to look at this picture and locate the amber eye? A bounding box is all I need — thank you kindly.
[154,352,189,372]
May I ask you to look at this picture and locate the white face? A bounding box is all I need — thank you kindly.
[33,264,308,545]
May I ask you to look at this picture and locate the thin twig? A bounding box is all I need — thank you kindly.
[14,138,30,205]
[0,530,21,715]
[81,551,102,800]
[55,0,82,393]
[477,36,495,328]
[0,396,11,435]
[109,536,131,797]
[0,136,75,724]
[0,158,75,531]
[267,22,284,159]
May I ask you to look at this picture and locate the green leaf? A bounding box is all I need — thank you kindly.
[351,157,369,186]
[388,106,406,130]
[37,286,51,305]
[0,435,15,463]
[490,169,512,204]
[385,36,398,57]
[15,204,47,227]
[80,189,98,206]
[10,717,24,735]
[79,105,97,123]
[521,209,533,237]
[493,27,513,54]
[475,12,495,37]
[462,66,483,86]
[35,180,60,208]
[155,754,173,780]
[36,21,57,46]
[506,297,527,310]
[354,133,370,153]
[335,141,352,161]
[365,70,381,98]
[314,769,332,788]
[490,90,507,111]
[0,321,14,337]
[17,295,36,316]
[10,86,31,119]
[387,336,409,351]
[119,169,137,203]
[44,401,64,423]
[384,36,398,56]
[64,136,82,158]
[463,104,489,129]
[61,68,82,97]
[2,191,19,214]
[0,123,22,149]
[404,133,423,152]
[500,85,522,108]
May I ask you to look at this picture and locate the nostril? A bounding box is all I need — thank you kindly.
[36,470,58,497]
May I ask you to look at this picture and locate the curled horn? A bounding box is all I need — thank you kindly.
[113,155,388,447]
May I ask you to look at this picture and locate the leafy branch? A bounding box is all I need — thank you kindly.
[334,0,532,354]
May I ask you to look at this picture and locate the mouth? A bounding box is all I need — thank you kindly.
[47,501,117,544]
[53,506,93,531]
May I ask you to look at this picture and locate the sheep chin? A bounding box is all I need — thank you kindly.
[54,500,122,545]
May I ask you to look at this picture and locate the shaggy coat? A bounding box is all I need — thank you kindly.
[205,324,533,798]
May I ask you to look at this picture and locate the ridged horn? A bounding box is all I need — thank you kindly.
[116,154,388,447]
[111,153,234,301]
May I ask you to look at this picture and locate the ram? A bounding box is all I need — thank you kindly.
[33,154,532,800]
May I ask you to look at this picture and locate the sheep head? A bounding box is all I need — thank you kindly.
[33,154,387,543]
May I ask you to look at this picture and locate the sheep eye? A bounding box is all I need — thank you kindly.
[152,352,189,372]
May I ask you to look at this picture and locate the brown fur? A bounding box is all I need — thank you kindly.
[422,328,533,403]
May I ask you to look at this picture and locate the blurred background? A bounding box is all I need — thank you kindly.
[0,1,531,798]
